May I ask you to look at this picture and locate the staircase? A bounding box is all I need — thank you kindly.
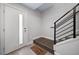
[54,3,79,44]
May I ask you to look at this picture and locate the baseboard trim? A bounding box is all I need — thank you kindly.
[55,52,60,55]
[27,41,33,45]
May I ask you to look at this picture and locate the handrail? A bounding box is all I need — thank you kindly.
[54,3,79,44]
[55,3,79,23]
[56,25,73,35]
[56,10,79,32]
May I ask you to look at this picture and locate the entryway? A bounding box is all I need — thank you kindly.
[4,4,28,54]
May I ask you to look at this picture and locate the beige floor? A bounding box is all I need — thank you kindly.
[7,44,52,55]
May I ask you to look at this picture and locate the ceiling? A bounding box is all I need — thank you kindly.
[22,3,53,12]
[23,3,43,9]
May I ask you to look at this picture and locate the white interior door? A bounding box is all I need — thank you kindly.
[4,5,21,54]
[4,5,28,54]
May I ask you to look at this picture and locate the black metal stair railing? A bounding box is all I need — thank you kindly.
[54,3,79,44]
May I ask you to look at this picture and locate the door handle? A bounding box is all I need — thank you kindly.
[24,28,26,29]
[24,28,27,32]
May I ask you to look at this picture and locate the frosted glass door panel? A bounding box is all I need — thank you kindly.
[19,14,23,45]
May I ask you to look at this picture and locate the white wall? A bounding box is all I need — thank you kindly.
[0,4,1,54]
[76,9,79,32]
[41,3,77,40]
